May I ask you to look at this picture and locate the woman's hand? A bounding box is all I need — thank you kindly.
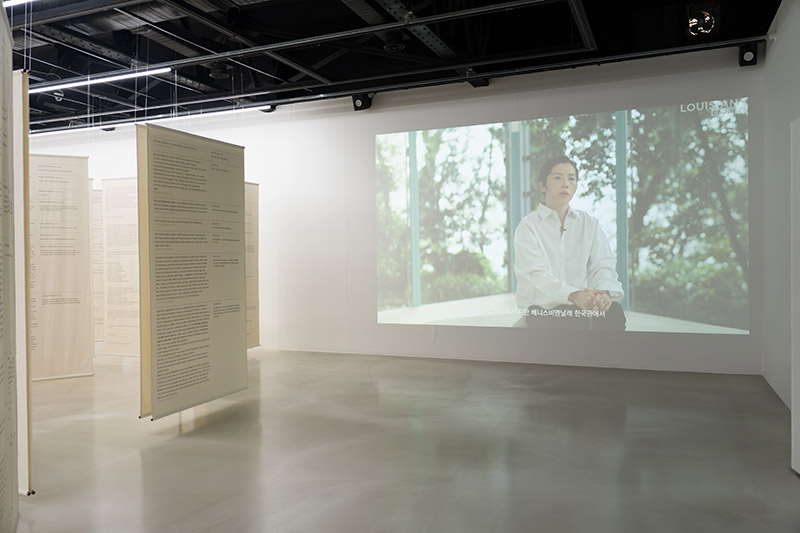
[569,289,612,312]
[568,290,596,311]
[589,290,612,312]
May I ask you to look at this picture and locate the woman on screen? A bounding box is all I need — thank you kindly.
[513,155,626,330]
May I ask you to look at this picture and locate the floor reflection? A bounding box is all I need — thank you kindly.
[17,349,800,533]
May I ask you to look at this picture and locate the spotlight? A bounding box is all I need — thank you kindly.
[209,63,229,80]
[352,93,372,111]
[687,4,718,36]
[738,43,758,67]
[383,41,405,52]
[464,67,489,88]
[260,104,277,113]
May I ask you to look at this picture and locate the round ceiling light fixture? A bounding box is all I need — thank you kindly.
[688,10,716,36]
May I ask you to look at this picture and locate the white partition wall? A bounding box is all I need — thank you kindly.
[28,155,93,380]
[102,178,139,356]
[137,125,247,420]
[763,0,800,408]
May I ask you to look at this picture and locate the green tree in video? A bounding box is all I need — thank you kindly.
[623,104,748,329]
[522,114,617,212]
[376,126,507,310]
[376,134,411,311]
[416,128,507,304]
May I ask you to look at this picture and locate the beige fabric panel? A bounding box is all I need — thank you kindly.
[91,187,104,341]
[0,20,19,531]
[138,125,247,420]
[102,178,139,356]
[245,182,259,348]
[13,70,31,497]
[28,155,93,380]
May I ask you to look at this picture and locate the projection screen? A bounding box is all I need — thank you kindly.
[377,98,749,334]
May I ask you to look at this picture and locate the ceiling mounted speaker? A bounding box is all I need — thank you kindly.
[352,93,372,111]
[738,43,758,67]
[209,63,229,80]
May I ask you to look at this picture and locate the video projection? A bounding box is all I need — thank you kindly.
[377,98,749,334]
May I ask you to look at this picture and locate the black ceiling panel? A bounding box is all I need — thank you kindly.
[3,0,782,133]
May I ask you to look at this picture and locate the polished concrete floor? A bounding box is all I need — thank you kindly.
[16,349,800,532]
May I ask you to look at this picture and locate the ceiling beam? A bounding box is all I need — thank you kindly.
[160,0,332,84]
[114,7,288,85]
[373,0,456,58]
[565,0,597,50]
[30,32,770,134]
[9,0,144,31]
[28,0,561,93]
[26,25,218,94]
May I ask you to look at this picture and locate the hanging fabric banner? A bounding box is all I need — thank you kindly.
[245,182,259,348]
[103,178,140,357]
[28,154,94,380]
[137,125,247,420]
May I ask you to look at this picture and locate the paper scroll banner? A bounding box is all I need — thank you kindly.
[137,125,247,420]
[91,187,104,341]
[244,182,259,349]
[103,178,140,356]
[27,154,93,381]
[0,12,19,530]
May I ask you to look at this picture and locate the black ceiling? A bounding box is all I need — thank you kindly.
[4,0,782,133]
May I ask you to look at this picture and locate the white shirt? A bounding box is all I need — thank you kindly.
[514,204,623,309]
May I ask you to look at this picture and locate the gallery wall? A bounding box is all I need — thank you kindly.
[762,0,800,406]
[30,47,766,376]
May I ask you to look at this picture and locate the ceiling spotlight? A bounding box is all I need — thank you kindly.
[383,41,405,52]
[260,104,277,113]
[53,90,63,102]
[738,43,758,67]
[209,64,229,80]
[688,7,717,36]
[352,93,372,111]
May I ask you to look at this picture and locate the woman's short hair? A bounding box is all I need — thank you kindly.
[537,155,579,187]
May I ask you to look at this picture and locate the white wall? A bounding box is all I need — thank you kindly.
[762,0,800,407]
[31,48,765,376]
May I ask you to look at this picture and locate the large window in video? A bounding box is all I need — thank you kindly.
[377,99,749,334]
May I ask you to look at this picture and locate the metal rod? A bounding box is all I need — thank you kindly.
[30,41,582,112]
[29,36,768,131]
[113,7,287,84]
[161,0,331,84]
[28,0,556,91]
[566,0,597,50]
[10,0,143,30]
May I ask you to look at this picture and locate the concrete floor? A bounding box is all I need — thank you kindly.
[16,349,800,532]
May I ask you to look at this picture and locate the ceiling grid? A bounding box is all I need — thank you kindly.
[1,0,781,133]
